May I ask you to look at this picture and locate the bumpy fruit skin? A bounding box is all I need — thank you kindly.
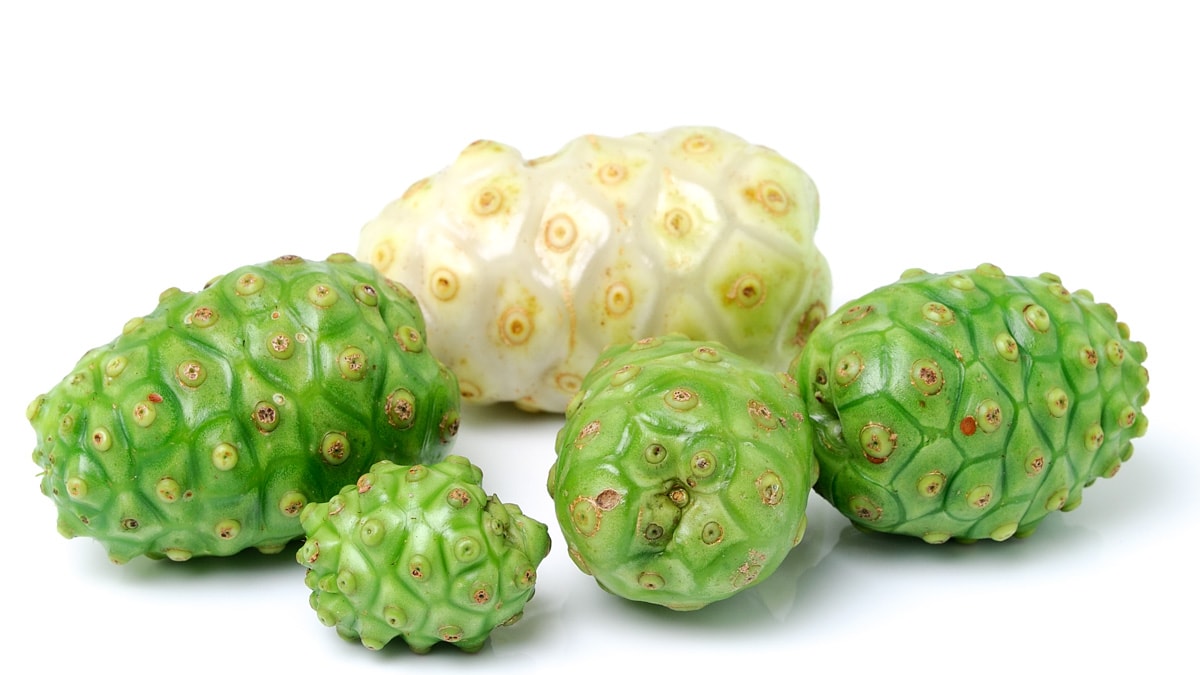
[358,126,830,412]
[547,335,817,610]
[792,264,1150,543]
[296,456,551,653]
[27,254,460,563]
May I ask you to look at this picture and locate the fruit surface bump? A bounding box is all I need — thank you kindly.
[547,335,817,610]
[27,254,460,563]
[297,456,551,653]
[791,264,1149,543]
[359,126,831,412]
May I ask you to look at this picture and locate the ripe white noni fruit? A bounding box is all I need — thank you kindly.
[358,126,831,412]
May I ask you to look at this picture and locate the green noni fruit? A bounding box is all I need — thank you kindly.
[27,254,460,563]
[547,335,817,610]
[297,456,551,653]
[791,264,1150,543]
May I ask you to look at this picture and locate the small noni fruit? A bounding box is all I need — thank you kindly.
[791,264,1150,543]
[547,335,817,610]
[27,254,460,563]
[358,126,830,412]
[296,456,551,653]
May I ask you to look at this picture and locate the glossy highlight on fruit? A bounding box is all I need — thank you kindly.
[297,456,551,653]
[791,264,1150,543]
[547,335,817,609]
[359,126,831,412]
[27,254,460,563]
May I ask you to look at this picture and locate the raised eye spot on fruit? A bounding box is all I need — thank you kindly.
[1023,304,1051,332]
[121,518,140,531]
[429,268,459,301]
[338,347,368,381]
[756,471,784,506]
[132,401,157,428]
[320,431,350,465]
[1046,388,1069,418]
[910,358,944,395]
[253,402,280,433]
[1106,339,1126,364]
[701,521,724,545]
[499,307,533,346]
[947,274,976,291]
[278,491,306,517]
[268,333,294,359]
[966,485,993,509]
[638,571,665,590]
[91,428,112,451]
[1025,448,1046,475]
[691,450,717,478]
[665,387,699,411]
[190,306,218,328]
[756,180,790,215]
[610,364,641,386]
[994,334,1020,362]
[236,273,264,296]
[384,388,416,429]
[976,399,1003,432]
[353,283,379,306]
[662,208,693,237]
[644,443,667,464]
[644,523,665,541]
[597,163,627,185]
[472,587,491,604]
[682,134,712,153]
[212,442,238,471]
[859,423,897,463]
[447,487,471,508]
[922,302,955,325]
[728,274,766,309]
[917,471,945,497]
[570,497,601,537]
[543,213,578,251]
[605,282,634,316]
[834,351,865,386]
[308,284,338,308]
[472,187,504,215]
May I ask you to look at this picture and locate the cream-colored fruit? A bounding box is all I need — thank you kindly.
[359,127,831,412]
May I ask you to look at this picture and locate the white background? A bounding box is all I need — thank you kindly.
[2,2,1196,672]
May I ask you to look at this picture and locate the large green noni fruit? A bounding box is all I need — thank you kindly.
[791,264,1150,543]
[27,254,460,563]
[547,335,817,610]
[297,456,551,653]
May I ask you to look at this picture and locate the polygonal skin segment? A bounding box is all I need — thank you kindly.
[547,335,817,610]
[27,254,461,563]
[358,126,831,412]
[296,456,551,654]
[791,264,1150,543]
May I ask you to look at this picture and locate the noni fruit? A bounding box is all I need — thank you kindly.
[297,456,551,653]
[27,254,461,563]
[547,335,817,610]
[358,126,830,412]
[791,264,1150,543]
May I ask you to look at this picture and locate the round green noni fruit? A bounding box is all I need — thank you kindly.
[791,264,1150,543]
[27,254,460,563]
[547,335,817,610]
[297,456,551,653]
